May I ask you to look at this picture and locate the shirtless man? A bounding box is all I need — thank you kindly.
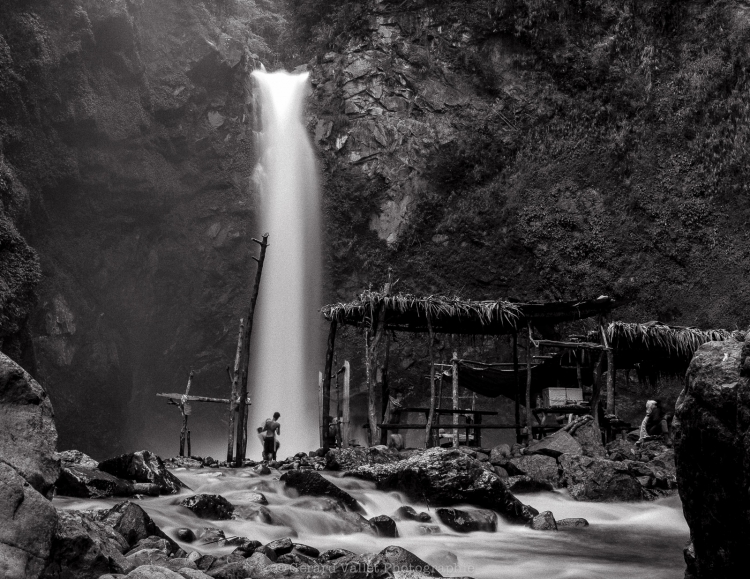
[260,412,281,460]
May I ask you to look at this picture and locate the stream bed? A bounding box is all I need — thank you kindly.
[54,467,689,579]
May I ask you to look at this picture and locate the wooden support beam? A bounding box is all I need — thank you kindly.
[591,350,604,429]
[235,234,268,467]
[321,319,337,449]
[379,328,391,445]
[424,314,436,449]
[342,361,350,448]
[513,332,521,444]
[525,323,534,444]
[600,319,616,415]
[179,371,193,457]
[158,393,249,404]
[452,351,459,449]
[534,339,608,350]
[226,318,244,463]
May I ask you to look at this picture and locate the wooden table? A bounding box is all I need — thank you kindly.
[384,407,498,447]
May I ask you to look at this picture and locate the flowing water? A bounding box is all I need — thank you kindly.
[247,70,322,456]
[55,468,689,578]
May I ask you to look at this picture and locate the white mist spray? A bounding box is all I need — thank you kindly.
[248,70,322,457]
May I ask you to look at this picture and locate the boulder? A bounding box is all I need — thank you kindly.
[557,518,589,528]
[0,352,60,497]
[530,511,558,531]
[489,444,512,464]
[175,570,212,579]
[605,438,636,462]
[125,537,173,556]
[179,495,234,520]
[569,418,606,458]
[378,545,440,577]
[436,507,497,533]
[233,503,275,524]
[41,509,130,579]
[508,454,560,487]
[59,450,99,469]
[318,548,355,562]
[100,501,177,551]
[280,470,362,512]
[99,451,184,495]
[293,544,320,558]
[231,540,262,557]
[56,465,135,498]
[175,528,195,543]
[125,548,169,569]
[527,430,582,458]
[503,475,554,493]
[674,339,749,578]
[347,447,537,524]
[325,446,399,471]
[0,462,58,579]
[559,454,643,502]
[369,515,399,537]
[263,538,293,557]
[126,566,183,579]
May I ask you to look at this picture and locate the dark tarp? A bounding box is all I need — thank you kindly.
[440,360,556,403]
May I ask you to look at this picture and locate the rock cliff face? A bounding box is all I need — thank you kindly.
[0,0,284,457]
[2,0,750,456]
[674,339,749,578]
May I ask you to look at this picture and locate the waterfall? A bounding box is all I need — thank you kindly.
[248,70,322,458]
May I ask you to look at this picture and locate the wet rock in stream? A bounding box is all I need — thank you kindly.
[99,450,185,495]
[179,494,235,520]
[280,469,363,512]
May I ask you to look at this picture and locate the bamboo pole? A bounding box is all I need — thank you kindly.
[513,332,521,444]
[379,330,391,445]
[342,361,350,448]
[525,323,533,444]
[226,318,244,463]
[452,351,459,448]
[424,314,436,449]
[591,350,604,429]
[179,371,194,457]
[365,327,376,446]
[235,234,268,467]
[318,371,324,447]
[322,320,337,448]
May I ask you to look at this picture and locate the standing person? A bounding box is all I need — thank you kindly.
[259,414,280,461]
[270,411,281,460]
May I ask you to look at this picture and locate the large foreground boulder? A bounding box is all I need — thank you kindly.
[346,447,537,524]
[674,339,750,578]
[280,470,363,512]
[41,509,131,579]
[99,451,184,494]
[0,463,58,579]
[0,352,59,497]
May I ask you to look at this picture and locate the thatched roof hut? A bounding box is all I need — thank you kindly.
[605,321,736,376]
[322,291,616,335]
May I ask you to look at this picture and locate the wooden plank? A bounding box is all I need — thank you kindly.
[157,393,249,404]
[179,371,193,457]
[379,424,531,430]
[526,323,533,444]
[400,407,498,415]
[534,339,607,350]
[226,318,244,463]
[235,234,268,467]
[424,314,436,449]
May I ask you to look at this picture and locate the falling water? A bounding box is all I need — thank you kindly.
[248,70,322,458]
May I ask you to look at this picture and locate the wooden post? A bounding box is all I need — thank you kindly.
[525,323,533,444]
[187,430,191,457]
[179,371,194,457]
[513,332,521,444]
[318,371,324,447]
[591,350,604,429]
[600,320,616,415]
[342,361,350,448]
[379,330,391,445]
[235,234,268,467]
[321,320,337,449]
[365,327,375,446]
[424,314,436,449]
[226,318,244,463]
[452,352,459,448]
[575,350,583,389]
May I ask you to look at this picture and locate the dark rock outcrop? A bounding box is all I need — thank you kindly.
[557,518,589,529]
[99,501,177,552]
[436,507,498,533]
[280,470,362,512]
[325,445,399,471]
[179,494,235,520]
[0,352,59,497]
[346,447,537,524]
[508,454,561,487]
[99,451,184,495]
[527,430,582,458]
[674,339,749,578]
[531,511,558,531]
[58,450,99,469]
[559,454,643,502]
[55,465,134,498]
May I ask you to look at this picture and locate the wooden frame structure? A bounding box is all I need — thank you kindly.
[319,291,618,448]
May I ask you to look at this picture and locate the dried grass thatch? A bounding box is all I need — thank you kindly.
[322,291,615,335]
[607,321,734,366]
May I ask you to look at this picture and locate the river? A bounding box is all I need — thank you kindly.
[54,468,689,578]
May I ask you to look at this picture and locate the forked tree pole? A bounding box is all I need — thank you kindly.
[226,318,244,463]
[321,320,337,448]
[235,234,269,467]
[342,361,351,448]
[600,319,616,415]
[424,314,436,449]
